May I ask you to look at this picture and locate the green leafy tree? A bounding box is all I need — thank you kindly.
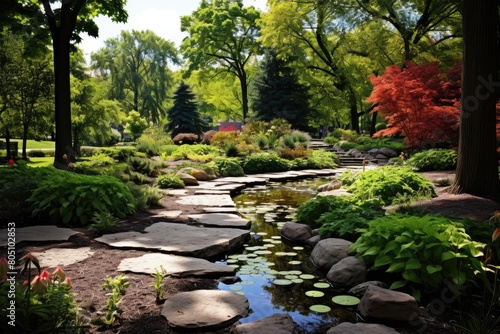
[165,82,209,138]
[8,0,128,167]
[91,30,179,123]
[181,0,261,122]
[252,50,312,131]
[125,111,148,141]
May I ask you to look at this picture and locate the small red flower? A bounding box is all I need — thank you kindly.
[31,270,51,295]
[52,266,66,282]
[62,277,72,289]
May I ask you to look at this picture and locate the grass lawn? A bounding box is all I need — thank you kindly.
[2,139,55,150]
[28,157,54,167]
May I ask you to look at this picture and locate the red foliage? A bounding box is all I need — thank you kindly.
[368,62,461,149]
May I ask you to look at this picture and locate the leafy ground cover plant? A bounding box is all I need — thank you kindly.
[157,173,185,189]
[151,266,168,304]
[88,211,120,234]
[242,153,290,174]
[407,149,457,171]
[29,172,135,225]
[99,274,129,327]
[346,166,436,205]
[351,214,485,300]
[205,157,244,177]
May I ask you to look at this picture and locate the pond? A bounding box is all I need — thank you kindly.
[216,178,358,333]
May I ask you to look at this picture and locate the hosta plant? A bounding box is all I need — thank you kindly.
[351,214,485,300]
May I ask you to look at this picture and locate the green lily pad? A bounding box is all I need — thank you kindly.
[250,273,263,278]
[271,240,282,244]
[275,252,288,256]
[285,252,297,256]
[226,259,238,264]
[255,250,272,255]
[313,282,331,289]
[256,232,268,236]
[309,304,331,313]
[229,285,243,291]
[241,280,255,285]
[272,279,293,286]
[271,236,282,240]
[299,274,315,280]
[288,260,302,265]
[293,246,304,251]
[288,270,302,275]
[332,295,361,306]
[306,290,325,298]
[227,264,239,268]
[285,275,298,280]
[291,278,304,284]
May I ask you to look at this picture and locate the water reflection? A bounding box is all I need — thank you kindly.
[217,178,357,333]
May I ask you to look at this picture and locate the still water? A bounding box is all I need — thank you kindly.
[217,178,357,333]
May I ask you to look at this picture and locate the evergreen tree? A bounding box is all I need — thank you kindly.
[166,82,209,138]
[252,50,311,131]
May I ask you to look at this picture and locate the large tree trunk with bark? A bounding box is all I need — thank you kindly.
[452,0,500,196]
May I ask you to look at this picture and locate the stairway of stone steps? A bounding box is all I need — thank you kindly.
[309,139,378,166]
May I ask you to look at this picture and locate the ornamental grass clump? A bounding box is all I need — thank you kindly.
[350,214,485,300]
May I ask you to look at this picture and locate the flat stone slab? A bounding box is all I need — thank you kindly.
[188,213,250,229]
[232,314,299,334]
[151,210,183,219]
[166,189,188,195]
[327,322,400,334]
[162,290,249,330]
[96,222,249,258]
[117,253,235,278]
[0,226,80,246]
[195,190,231,195]
[176,194,235,207]
[218,176,267,186]
[203,207,239,214]
[32,247,94,268]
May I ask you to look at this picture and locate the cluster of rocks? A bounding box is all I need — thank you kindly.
[281,223,420,333]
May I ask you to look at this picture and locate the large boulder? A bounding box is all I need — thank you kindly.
[378,147,398,158]
[280,223,313,242]
[310,238,353,271]
[177,172,199,186]
[327,322,400,334]
[358,285,419,323]
[326,256,367,288]
[348,281,389,298]
[317,181,342,193]
[232,314,299,334]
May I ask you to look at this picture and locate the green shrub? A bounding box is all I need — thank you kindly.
[305,150,338,169]
[27,149,46,157]
[281,134,296,149]
[211,131,240,149]
[255,135,268,150]
[339,141,359,150]
[172,133,199,145]
[317,197,385,240]
[323,136,338,145]
[206,157,244,177]
[225,141,239,157]
[279,146,309,160]
[99,147,137,162]
[290,130,310,146]
[88,211,120,234]
[375,122,387,132]
[127,183,163,211]
[157,174,185,189]
[242,153,290,174]
[127,156,161,176]
[351,214,485,300]
[346,166,436,205]
[296,195,343,228]
[407,149,457,171]
[28,173,135,225]
[136,131,174,156]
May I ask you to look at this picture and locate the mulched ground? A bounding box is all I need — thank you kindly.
[5,170,500,334]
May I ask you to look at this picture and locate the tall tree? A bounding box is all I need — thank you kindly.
[7,0,128,167]
[252,50,312,131]
[91,30,179,123]
[166,82,209,138]
[451,0,500,196]
[180,0,261,122]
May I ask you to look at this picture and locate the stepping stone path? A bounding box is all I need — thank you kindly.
[188,213,250,229]
[161,290,249,330]
[117,253,235,277]
[176,194,235,207]
[33,247,94,267]
[0,225,79,246]
[232,314,299,334]
[96,222,249,258]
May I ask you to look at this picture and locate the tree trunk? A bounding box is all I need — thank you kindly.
[452,0,500,196]
[348,87,359,133]
[370,111,378,137]
[22,121,28,159]
[239,70,248,123]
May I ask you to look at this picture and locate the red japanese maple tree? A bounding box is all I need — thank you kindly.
[368,62,461,149]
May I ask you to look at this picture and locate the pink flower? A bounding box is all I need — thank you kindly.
[0,257,8,278]
[52,266,66,282]
[31,270,51,295]
[62,277,72,289]
[1,275,7,283]
[493,227,500,242]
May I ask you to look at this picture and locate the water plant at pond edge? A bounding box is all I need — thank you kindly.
[350,214,485,301]
[295,196,385,241]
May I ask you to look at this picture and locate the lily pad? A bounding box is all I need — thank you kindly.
[271,236,282,240]
[256,232,268,236]
[288,270,302,275]
[309,304,331,313]
[293,246,304,251]
[229,285,243,291]
[299,274,315,280]
[273,279,293,286]
[306,290,325,298]
[241,280,255,285]
[332,295,361,306]
[255,250,272,255]
[313,282,331,289]
[291,278,304,284]
[288,260,302,265]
